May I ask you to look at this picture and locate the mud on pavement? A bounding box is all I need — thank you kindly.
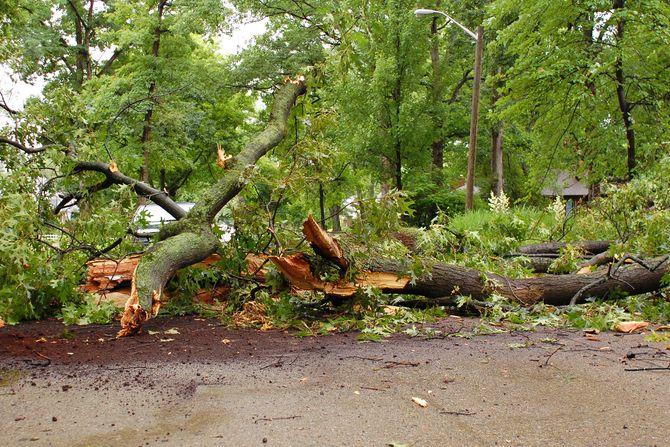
[1,316,669,446]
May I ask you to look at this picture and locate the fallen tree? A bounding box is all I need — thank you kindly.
[269,216,669,307]
[66,80,667,335]
[83,214,668,333]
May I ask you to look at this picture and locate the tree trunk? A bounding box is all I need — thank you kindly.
[118,79,307,336]
[490,67,504,196]
[319,182,326,229]
[490,125,504,196]
[613,0,636,178]
[140,0,167,186]
[269,219,665,308]
[429,0,445,184]
[330,205,342,232]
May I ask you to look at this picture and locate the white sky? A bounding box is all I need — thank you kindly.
[219,17,268,56]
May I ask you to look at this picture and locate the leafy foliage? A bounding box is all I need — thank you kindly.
[60,296,120,326]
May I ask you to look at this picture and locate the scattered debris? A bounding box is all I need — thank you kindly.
[253,415,302,424]
[383,360,420,369]
[232,301,273,330]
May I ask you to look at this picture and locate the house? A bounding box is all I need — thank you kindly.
[541,171,590,214]
[541,171,589,200]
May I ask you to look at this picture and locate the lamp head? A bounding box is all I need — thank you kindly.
[414,9,439,17]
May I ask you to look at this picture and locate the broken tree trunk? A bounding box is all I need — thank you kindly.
[118,79,307,336]
[269,218,668,307]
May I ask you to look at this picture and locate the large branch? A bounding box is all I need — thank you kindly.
[188,79,307,224]
[0,136,48,154]
[118,229,220,336]
[73,161,186,219]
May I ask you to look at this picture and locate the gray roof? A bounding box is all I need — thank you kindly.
[541,171,589,197]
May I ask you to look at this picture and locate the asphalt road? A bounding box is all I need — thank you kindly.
[1,317,669,446]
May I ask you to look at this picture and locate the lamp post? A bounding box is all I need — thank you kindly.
[414,8,483,211]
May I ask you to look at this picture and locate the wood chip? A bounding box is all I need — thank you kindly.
[412,397,428,408]
[614,321,649,333]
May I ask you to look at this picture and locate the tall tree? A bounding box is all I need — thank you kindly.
[489,0,670,185]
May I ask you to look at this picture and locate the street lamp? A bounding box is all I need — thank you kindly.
[414,8,483,211]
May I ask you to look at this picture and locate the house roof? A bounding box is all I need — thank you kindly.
[541,171,589,197]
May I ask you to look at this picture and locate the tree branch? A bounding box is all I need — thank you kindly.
[0,92,19,115]
[0,136,48,154]
[448,69,473,104]
[53,178,115,214]
[73,161,187,219]
[96,48,123,77]
[190,78,307,223]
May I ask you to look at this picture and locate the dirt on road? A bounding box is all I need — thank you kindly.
[1,316,669,447]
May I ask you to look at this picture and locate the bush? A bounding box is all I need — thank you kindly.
[0,193,80,323]
[408,188,468,227]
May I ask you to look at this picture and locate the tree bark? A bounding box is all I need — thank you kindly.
[117,79,307,336]
[139,0,167,186]
[490,67,504,196]
[319,183,326,229]
[516,240,611,256]
[490,125,504,196]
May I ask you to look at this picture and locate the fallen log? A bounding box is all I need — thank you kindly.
[268,219,668,307]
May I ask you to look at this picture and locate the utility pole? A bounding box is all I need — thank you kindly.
[465,26,483,210]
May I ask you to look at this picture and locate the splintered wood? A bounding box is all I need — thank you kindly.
[84,252,263,311]
[302,214,349,270]
[268,216,410,297]
[269,254,409,296]
[83,254,144,293]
